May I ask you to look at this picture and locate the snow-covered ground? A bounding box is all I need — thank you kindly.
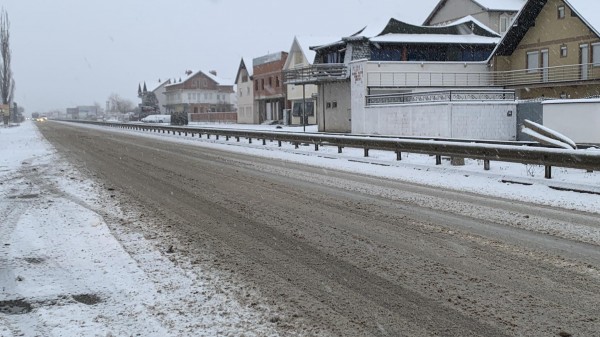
[0,122,284,337]
[1,120,599,336]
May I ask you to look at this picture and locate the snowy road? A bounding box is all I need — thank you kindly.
[9,121,600,336]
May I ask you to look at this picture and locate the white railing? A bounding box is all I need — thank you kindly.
[367,63,600,88]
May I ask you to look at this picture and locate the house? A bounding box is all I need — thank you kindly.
[423,0,526,34]
[283,36,339,126]
[491,0,600,99]
[164,70,235,125]
[252,52,288,123]
[235,58,257,124]
[286,17,504,133]
[138,79,171,115]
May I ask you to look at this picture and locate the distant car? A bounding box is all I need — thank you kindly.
[141,114,170,123]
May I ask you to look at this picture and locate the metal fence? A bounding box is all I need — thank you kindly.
[60,120,600,179]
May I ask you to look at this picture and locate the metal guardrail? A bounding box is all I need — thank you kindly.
[283,64,349,85]
[366,90,516,106]
[59,120,600,179]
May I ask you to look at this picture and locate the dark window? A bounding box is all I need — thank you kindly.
[560,45,568,58]
[254,80,258,91]
[276,76,280,87]
[261,79,264,90]
[268,77,272,87]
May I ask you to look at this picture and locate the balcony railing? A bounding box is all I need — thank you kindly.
[366,90,516,106]
[494,63,600,87]
[367,63,600,88]
[283,64,349,85]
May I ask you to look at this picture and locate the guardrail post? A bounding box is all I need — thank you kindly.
[396,151,402,161]
[315,143,319,151]
[236,136,240,142]
[216,135,219,140]
[248,138,252,144]
[484,159,490,171]
[262,139,266,145]
[178,131,181,136]
[198,133,202,138]
[226,136,229,141]
[545,165,552,179]
[436,155,442,165]
[338,146,343,154]
[295,142,299,149]
[185,132,188,136]
[278,140,282,147]
[207,134,211,139]
[364,149,369,157]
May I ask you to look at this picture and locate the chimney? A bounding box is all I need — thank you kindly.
[209,70,217,76]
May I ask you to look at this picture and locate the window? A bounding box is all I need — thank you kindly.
[558,5,565,19]
[560,45,568,58]
[242,74,248,83]
[261,79,265,90]
[275,76,280,87]
[255,80,258,91]
[527,51,539,73]
[332,101,338,108]
[499,15,509,34]
[593,43,600,66]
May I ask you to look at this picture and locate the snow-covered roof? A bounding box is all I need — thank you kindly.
[565,0,600,38]
[446,15,498,36]
[473,0,526,11]
[142,79,170,93]
[371,33,499,44]
[165,70,233,88]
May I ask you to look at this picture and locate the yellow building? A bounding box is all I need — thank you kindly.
[491,0,600,99]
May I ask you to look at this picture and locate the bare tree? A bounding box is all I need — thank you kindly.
[0,8,14,105]
[108,93,134,114]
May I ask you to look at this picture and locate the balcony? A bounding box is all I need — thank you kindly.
[283,64,349,85]
[494,63,600,87]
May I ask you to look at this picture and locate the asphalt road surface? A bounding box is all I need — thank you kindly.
[38,122,600,337]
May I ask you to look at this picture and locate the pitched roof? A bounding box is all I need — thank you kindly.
[423,0,525,25]
[493,0,600,57]
[283,36,337,69]
[312,16,499,52]
[165,70,233,88]
[234,58,252,85]
[473,0,526,11]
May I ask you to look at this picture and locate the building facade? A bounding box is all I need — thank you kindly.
[164,70,234,125]
[253,52,288,123]
[491,0,600,99]
[235,59,257,124]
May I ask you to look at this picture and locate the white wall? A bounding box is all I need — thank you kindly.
[543,99,600,144]
[318,81,352,132]
[366,61,491,87]
[352,102,517,140]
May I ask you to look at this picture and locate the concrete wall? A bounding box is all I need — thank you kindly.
[352,102,517,140]
[543,99,600,144]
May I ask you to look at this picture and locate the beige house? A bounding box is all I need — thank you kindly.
[234,59,257,124]
[283,36,332,126]
[491,0,600,99]
[424,0,525,34]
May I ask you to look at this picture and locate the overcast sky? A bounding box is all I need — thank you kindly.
[2,0,439,113]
